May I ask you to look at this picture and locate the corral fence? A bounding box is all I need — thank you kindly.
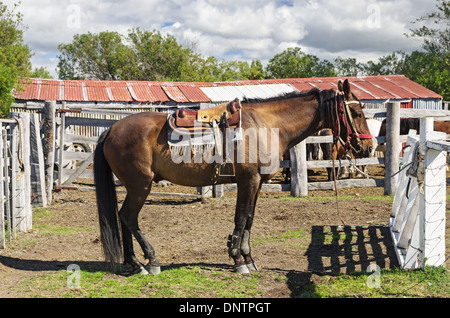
[0,114,37,248]
[390,118,447,269]
[12,101,450,200]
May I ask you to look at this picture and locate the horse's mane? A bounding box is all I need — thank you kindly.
[242,88,332,104]
[242,88,338,128]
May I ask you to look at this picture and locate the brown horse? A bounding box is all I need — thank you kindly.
[93,79,373,275]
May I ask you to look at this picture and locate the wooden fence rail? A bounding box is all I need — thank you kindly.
[47,101,450,199]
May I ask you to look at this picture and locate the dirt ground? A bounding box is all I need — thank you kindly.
[0,165,449,297]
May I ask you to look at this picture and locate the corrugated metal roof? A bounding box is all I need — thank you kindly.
[178,85,210,102]
[108,82,133,102]
[13,75,442,104]
[162,85,190,103]
[200,86,247,102]
[147,84,171,102]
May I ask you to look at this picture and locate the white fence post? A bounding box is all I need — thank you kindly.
[390,117,447,269]
[419,118,447,268]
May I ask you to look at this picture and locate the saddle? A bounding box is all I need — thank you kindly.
[167,98,242,177]
[168,98,241,134]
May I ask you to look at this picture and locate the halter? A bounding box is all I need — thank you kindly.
[332,91,373,153]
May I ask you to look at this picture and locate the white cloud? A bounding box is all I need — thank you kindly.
[2,0,432,78]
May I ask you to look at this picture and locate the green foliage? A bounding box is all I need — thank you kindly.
[57,31,136,80]
[0,64,15,116]
[333,57,363,77]
[0,1,32,117]
[57,28,268,82]
[31,66,53,79]
[266,47,335,79]
[407,0,450,53]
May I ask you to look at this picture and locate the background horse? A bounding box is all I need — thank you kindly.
[379,118,450,138]
[94,79,373,275]
[321,118,380,181]
[378,118,450,154]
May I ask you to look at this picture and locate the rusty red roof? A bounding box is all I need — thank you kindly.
[13,75,442,104]
[161,85,190,103]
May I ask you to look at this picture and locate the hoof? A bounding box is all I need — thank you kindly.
[145,265,161,275]
[234,265,250,274]
[135,266,150,275]
[246,262,259,271]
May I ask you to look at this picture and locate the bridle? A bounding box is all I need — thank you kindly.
[332,91,373,154]
[329,90,374,226]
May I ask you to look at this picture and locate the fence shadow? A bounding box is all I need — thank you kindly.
[306,225,398,274]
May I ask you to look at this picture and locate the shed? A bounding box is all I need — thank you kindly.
[12,75,442,110]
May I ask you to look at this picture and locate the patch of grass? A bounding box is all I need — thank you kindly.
[300,266,450,298]
[252,229,307,246]
[32,207,94,236]
[16,266,263,298]
[34,224,93,236]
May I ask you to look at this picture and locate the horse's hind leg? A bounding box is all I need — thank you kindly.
[119,187,161,275]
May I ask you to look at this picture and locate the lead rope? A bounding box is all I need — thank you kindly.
[331,93,346,226]
[332,139,346,226]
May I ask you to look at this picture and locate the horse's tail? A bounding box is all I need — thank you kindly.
[94,129,122,269]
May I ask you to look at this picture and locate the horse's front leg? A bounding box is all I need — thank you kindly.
[228,178,261,273]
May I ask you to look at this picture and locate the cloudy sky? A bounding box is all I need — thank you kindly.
[3,0,434,78]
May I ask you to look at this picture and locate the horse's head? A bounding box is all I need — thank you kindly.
[335,79,373,158]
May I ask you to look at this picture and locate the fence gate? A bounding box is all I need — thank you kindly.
[56,107,125,188]
[390,118,447,269]
[0,116,32,249]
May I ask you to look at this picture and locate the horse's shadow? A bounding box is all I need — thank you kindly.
[0,255,233,277]
[0,256,105,274]
[305,225,398,274]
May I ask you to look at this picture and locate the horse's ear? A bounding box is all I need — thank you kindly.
[343,79,352,99]
[338,80,344,92]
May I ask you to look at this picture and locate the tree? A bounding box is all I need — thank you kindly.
[57,28,268,83]
[266,47,335,78]
[334,57,363,76]
[404,0,450,100]
[31,66,53,79]
[0,1,33,116]
[216,59,266,81]
[127,28,197,81]
[402,50,450,100]
[57,31,137,80]
[407,0,450,53]
[362,51,406,76]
